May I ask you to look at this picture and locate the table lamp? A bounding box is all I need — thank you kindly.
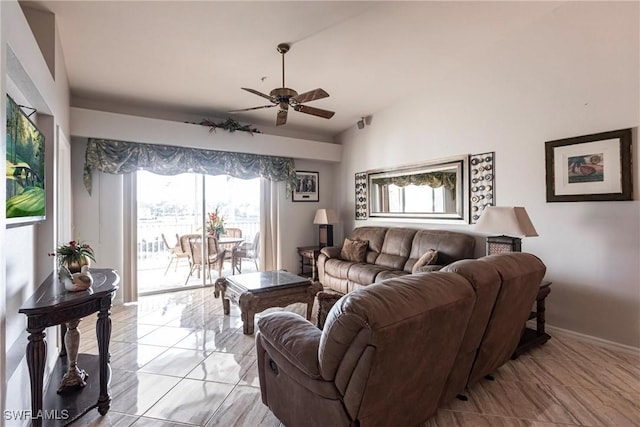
[313,208,338,248]
[474,206,538,254]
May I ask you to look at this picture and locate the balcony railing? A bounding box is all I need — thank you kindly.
[137,218,259,267]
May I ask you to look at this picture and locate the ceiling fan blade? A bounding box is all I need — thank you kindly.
[241,87,273,101]
[294,104,335,119]
[228,104,276,113]
[292,88,329,104]
[276,108,288,126]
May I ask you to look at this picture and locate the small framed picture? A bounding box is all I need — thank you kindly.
[292,171,319,202]
[545,128,632,202]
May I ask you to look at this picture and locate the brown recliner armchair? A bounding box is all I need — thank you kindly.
[255,273,476,427]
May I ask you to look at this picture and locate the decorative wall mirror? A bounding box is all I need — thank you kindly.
[367,155,469,222]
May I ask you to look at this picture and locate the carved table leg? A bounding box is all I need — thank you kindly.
[305,296,314,321]
[216,278,230,314]
[58,319,88,393]
[59,323,68,357]
[96,304,112,415]
[241,309,256,335]
[239,293,256,335]
[214,277,227,299]
[26,328,46,427]
[305,284,319,321]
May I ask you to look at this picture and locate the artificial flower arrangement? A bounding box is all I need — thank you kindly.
[206,207,226,238]
[50,240,96,273]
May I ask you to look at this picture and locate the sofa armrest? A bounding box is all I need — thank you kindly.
[257,312,322,377]
[320,246,342,258]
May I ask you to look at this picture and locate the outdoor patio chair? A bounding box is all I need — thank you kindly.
[220,228,243,268]
[162,233,190,275]
[181,234,226,285]
[233,232,260,274]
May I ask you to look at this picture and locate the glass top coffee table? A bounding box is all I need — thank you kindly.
[214,271,320,334]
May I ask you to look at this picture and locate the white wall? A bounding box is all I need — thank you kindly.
[336,2,639,348]
[2,1,71,421]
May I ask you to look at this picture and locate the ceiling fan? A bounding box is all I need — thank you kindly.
[230,43,335,126]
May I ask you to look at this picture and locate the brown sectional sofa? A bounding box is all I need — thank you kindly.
[256,253,546,426]
[318,226,477,293]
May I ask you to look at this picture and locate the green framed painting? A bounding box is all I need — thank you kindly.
[6,95,46,226]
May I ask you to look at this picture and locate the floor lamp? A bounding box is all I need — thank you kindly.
[474,206,538,255]
[313,209,338,248]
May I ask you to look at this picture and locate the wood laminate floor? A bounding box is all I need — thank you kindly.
[73,286,639,426]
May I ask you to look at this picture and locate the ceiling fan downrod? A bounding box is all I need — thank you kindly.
[277,43,289,89]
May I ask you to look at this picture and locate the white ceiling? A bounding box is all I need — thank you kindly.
[26,1,563,140]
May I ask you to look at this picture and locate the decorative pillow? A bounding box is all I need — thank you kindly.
[412,249,438,273]
[340,238,369,263]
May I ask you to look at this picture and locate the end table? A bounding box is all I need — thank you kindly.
[512,280,552,359]
[297,246,321,282]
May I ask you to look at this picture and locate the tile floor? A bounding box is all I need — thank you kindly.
[74,286,640,426]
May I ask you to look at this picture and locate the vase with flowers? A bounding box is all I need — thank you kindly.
[206,207,226,239]
[51,240,96,274]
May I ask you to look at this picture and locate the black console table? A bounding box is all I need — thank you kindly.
[19,269,119,426]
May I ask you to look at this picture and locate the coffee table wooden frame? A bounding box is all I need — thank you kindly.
[214,273,320,334]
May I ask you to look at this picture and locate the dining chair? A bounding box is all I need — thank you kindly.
[233,232,260,274]
[162,233,190,275]
[220,228,243,268]
[182,234,226,285]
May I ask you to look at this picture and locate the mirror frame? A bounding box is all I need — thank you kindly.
[367,155,469,223]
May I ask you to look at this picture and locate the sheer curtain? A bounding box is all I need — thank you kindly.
[260,178,284,271]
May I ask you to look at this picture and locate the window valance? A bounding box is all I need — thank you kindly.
[371,171,456,190]
[83,138,297,194]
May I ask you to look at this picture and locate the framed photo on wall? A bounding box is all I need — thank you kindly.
[292,171,319,202]
[545,128,632,202]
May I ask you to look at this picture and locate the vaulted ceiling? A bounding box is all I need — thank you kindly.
[26,1,562,140]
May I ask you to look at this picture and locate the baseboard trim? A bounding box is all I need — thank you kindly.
[535,322,640,355]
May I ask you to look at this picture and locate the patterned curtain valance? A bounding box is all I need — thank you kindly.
[83,138,297,194]
[371,171,456,190]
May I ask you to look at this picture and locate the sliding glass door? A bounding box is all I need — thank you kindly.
[136,171,259,295]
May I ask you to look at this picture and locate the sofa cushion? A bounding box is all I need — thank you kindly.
[406,230,476,271]
[375,228,416,269]
[412,249,438,273]
[347,263,399,287]
[340,238,369,262]
[349,227,387,253]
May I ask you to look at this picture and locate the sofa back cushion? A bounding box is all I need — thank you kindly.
[406,229,476,272]
[438,258,502,404]
[348,227,388,263]
[464,253,546,386]
[319,272,475,425]
[374,227,417,269]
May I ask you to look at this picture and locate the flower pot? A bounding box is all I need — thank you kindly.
[63,257,91,274]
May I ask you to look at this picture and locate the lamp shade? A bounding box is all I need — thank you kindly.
[313,209,339,225]
[475,206,538,237]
